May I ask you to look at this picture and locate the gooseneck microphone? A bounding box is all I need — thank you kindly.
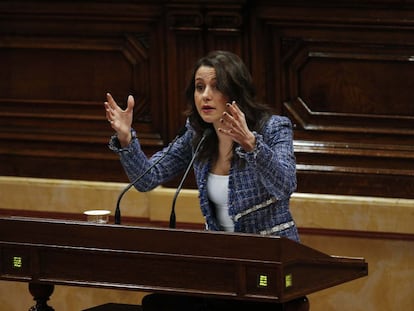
[114,126,188,224]
[169,128,213,228]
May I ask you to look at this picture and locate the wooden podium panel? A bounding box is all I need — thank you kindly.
[0,216,367,304]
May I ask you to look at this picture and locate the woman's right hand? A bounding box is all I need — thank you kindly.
[104,93,135,147]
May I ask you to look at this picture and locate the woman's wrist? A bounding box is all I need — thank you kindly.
[117,129,132,147]
[240,131,256,152]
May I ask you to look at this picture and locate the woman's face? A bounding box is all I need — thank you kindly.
[194,66,229,128]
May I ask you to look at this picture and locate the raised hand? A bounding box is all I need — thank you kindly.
[104,93,135,147]
[218,101,256,152]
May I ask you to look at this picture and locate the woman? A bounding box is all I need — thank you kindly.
[105,50,303,310]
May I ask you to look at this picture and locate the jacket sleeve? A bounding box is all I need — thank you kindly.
[109,127,193,192]
[235,115,297,200]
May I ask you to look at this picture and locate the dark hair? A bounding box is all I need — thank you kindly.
[185,50,272,163]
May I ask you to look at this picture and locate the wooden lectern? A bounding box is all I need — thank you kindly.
[0,217,368,310]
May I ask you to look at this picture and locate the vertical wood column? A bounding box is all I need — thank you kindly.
[164,2,247,139]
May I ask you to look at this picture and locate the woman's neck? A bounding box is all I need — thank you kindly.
[211,132,233,175]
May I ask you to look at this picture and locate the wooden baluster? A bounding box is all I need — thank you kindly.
[28,282,55,311]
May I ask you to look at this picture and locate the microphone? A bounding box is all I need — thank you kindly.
[169,128,213,228]
[114,126,188,224]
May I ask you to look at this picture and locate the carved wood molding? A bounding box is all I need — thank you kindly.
[205,11,243,31]
[0,33,162,146]
[167,6,244,31]
[285,97,414,136]
[281,38,414,154]
[167,10,204,30]
[252,1,414,198]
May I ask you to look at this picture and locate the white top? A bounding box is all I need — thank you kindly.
[207,173,234,232]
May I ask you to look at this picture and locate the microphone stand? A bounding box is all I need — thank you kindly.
[114,126,187,224]
[169,128,212,228]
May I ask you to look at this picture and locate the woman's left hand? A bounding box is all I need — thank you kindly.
[218,101,256,152]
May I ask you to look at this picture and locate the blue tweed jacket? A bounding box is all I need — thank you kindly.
[109,115,299,242]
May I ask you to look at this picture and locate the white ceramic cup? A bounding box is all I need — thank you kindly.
[83,210,110,224]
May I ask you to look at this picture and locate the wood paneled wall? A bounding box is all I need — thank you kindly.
[1,0,413,199]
